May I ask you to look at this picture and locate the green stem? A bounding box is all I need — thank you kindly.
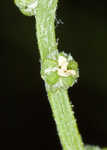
[14,0,84,150]
[14,0,107,149]
[48,89,84,150]
[36,0,58,61]
[35,1,84,150]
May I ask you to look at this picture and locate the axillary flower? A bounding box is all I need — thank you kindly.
[58,55,76,77]
[41,52,79,90]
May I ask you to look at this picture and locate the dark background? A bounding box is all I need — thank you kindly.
[0,0,107,149]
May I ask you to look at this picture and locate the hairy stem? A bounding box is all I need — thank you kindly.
[14,0,106,150]
[48,89,84,150]
[35,1,84,150]
[36,0,58,61]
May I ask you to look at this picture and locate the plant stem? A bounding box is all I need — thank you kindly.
[35,0,84,150]
[36,0,58,62]
[14,0,83,150]
[14,1,107,149]
[48,89,84,150]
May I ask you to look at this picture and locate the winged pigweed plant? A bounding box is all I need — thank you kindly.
[14,0,107,150]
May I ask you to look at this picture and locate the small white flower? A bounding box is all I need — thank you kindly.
[58,56,76,77]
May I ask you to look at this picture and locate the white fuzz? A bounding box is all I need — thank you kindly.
[28,0,38,9]
[68,54,73,61]
[44,67,57,74]
[48,0,53,8]
[47,50,58,60]
[23,0,38,15]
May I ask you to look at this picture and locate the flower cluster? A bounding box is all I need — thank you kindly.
[41,52,79,91]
